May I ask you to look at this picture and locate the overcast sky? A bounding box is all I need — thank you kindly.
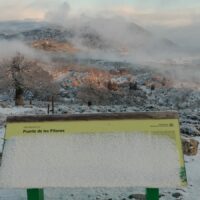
[0,0,200,27]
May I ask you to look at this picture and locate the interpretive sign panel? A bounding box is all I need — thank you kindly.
[0,112,187,188]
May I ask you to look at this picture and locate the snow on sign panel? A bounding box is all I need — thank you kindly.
[0,112,187,189]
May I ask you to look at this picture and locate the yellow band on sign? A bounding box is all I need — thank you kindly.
[5,117,187,187]
[6,119,179,138]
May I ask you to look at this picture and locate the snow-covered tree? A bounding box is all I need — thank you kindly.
[0,53,58,106]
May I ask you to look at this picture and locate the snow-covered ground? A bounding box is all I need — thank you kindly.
[0,107,199,200]
[0,106,47,117]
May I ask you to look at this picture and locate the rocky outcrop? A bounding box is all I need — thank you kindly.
[182,137,199,156]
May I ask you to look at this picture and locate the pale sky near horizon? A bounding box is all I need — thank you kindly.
[0,0,200,27]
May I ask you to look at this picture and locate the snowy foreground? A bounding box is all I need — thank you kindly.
[0,106,199,200]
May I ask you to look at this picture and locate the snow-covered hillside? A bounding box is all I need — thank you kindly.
[0,19,200,200]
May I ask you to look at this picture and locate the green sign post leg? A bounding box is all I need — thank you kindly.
[146,188,159,200]
[27,188,44,200]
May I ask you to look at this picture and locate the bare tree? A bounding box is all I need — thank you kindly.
[0,53,58,106]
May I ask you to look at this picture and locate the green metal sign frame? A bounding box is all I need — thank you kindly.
[146,188,159,200]
[27,189,44,200]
